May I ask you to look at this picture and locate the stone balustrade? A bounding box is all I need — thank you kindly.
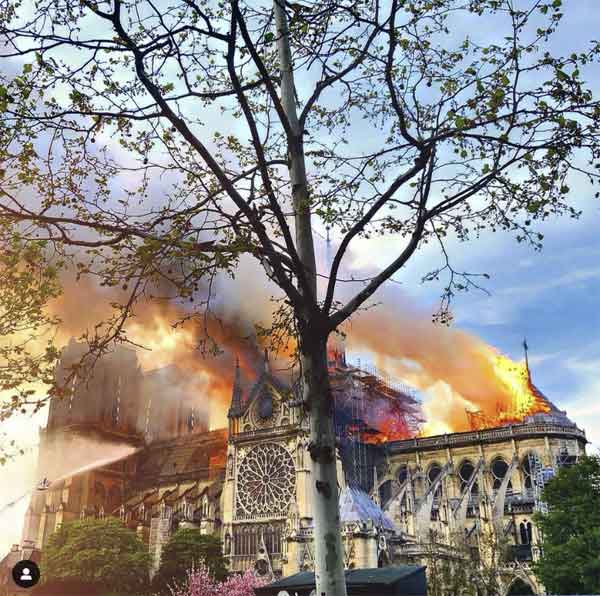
[388,422,586,453]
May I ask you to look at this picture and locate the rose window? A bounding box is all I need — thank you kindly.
[236,443,295,517]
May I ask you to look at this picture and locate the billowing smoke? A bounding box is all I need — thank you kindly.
[44,260,284,430]
[335,266,545,434]
[41,242,541,436]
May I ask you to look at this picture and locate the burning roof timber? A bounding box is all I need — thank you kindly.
[49,336,576,451]
[465,355,574,431]
[328,346,425,444]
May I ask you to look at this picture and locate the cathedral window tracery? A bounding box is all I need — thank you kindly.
[491,457,513,492]
[427,462,443,497]
[521,453,537,492]
[236,443,295,519]
[232,523,284,556]
[459,459,479,494]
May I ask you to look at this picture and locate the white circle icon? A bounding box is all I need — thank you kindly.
[20,567,32,581]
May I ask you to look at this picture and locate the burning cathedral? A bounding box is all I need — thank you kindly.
[19,338,587,595]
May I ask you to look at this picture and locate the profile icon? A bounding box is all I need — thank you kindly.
[12,560,40,588]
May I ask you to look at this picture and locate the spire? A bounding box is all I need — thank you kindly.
[523,337,530,377]
[228,357,242,418]
[263,347,270,374]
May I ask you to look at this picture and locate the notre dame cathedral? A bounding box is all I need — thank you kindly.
[20,340,587,595]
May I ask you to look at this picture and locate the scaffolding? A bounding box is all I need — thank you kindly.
[331,357,424,491]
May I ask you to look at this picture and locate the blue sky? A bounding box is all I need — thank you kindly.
[456,211,600,452]
[346,196,600,451]
[337,0,600,452]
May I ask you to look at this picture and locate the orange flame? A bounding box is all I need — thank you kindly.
[469,355,551,429]
[26,269,557,439]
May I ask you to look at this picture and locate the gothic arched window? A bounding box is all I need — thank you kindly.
[519,521,533,544]
[521,453,537,491]
[459,460,479,494]
[491,457,513,492]
[427,463,443,497]
[397,464,409,485]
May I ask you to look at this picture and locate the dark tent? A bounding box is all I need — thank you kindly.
[254,566,427,596]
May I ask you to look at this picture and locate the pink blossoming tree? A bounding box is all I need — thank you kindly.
[169,565,267,596]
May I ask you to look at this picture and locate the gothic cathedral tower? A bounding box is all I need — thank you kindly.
[221,354,314,580]
[21,341,143,548]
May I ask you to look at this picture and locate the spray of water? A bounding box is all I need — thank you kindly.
[0,492,30,515]
[0,445,141,521]
[49,446,142,486]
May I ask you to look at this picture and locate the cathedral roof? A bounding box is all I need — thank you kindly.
[523,382,576,427]
[339,485,395,531]
[133,429,227,486]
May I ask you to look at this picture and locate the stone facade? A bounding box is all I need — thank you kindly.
[20,345,587,595]
[376,422,586,594]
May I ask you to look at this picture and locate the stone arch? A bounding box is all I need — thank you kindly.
[427,461,443,496]
[458,458,479,493]
[490,456,513,491]
[505,576,536,595]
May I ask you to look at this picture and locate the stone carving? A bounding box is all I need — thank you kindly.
[236,443,296,518]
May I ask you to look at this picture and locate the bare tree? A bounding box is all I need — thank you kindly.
[424,528,509,596]
[1,1,599,593]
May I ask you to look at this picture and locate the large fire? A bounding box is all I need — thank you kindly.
[328,346,555,444]
[465,355,552,431]
[5,267,559,441]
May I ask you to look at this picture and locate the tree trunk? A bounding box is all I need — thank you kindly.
[273,2,347,595]
[302,335,348,596]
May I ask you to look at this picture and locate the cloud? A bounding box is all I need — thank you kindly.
[561,355,600,454]
[500,266,600,301]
